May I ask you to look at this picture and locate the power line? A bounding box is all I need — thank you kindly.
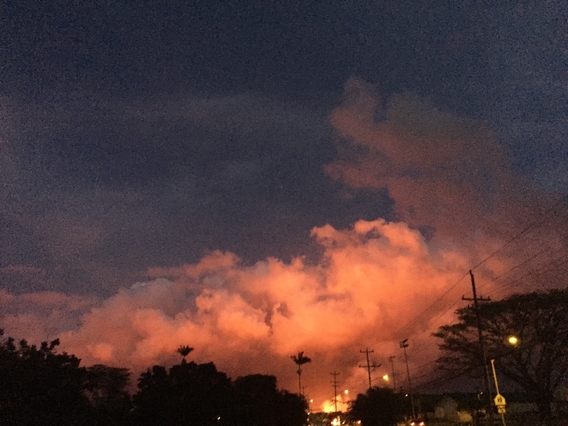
[412,367,474,393]
[470,195,568,272]
[383,194,568,344]
[481,242,552,284]
[488,252,568,299]
[384,271,470,341]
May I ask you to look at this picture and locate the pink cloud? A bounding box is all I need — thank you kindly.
[0,218,478,409]
[325,78,555,249]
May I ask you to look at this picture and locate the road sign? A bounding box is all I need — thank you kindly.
[494,393,506,406]
[498,406,506,414]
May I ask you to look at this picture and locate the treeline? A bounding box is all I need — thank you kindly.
[0,330,307,426]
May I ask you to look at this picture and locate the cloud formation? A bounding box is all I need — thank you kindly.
[1,218,472,408]
[1,80,566,409]
[326,78,554,246]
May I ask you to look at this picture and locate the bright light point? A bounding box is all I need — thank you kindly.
[383,374,389,381]
[344,389,349,394]
[508,335,519,346]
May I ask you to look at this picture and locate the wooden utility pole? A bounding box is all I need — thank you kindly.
[330,371,340,413]
[388,356,397,391]
[359,348,380,389]
[462,270,492,419]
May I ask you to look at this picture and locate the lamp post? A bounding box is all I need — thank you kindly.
[400,339,416,418]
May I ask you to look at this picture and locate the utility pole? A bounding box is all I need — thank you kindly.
[388,356,397,391]
[400,339,416,419]
[359,348,381,389]
[462,270,492,416]
[330,371,340,413]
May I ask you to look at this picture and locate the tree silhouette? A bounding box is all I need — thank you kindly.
[231,374,308,426]
[435,288,568,421]
[291,351,311,396]
[348,386,406,426]
[177,345,194,364]
[84,364,132,423]
[0,330,91,424]
[133,361,231,426]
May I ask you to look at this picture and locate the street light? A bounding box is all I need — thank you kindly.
[507,335,519,346]
[400,339,416,418]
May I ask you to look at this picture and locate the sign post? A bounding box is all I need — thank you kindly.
[491,359,507,426]
[494,393,506,414]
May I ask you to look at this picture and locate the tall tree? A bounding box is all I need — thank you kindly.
[291,351,311,396]
[177,345,194,364]
[434,288,568,419]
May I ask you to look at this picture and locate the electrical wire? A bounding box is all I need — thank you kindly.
[349,195,568,401]
[383,271,470,341]
[488,252,568,300]
[382,194,568,344]
[469,195,567,273]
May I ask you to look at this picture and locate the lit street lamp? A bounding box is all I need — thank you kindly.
[507,335,519,346]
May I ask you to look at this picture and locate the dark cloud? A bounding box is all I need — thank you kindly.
[0,0,565,298]
[0,0,566,408]
[1,92,393,295]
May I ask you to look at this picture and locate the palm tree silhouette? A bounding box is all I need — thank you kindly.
[291,351,311,396]
[177,345,194,364]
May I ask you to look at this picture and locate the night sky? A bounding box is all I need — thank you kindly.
[1,0,567,409]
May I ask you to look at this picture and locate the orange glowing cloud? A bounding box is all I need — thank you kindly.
[0,217,479,409]
[0,289,96,344]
